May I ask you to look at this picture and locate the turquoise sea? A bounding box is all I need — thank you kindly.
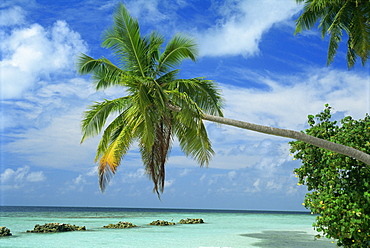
[0,206,336,248]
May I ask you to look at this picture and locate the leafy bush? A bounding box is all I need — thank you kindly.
[290,104,370,247]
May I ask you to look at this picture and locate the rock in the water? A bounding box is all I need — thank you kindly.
[148,220,175,226]
[179,218,204,224]
[26,223,86,233]
[0,227,12,236]
[103,221,137,228]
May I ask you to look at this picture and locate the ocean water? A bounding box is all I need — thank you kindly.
[0,206,336,248]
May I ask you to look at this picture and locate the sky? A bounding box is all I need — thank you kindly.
[1,0,369,211]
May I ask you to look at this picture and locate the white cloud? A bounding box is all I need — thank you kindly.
[164,179,175,188]
[253,178,261,188]
[0,7,109,172]
[193,155,302,197]
[125,0,167,22]
[62,174,88,193]
[0,6,26,26]
[0,168,18,183]
[26,171,46,182]
[3,108,100,171]
[73,175,86,185]
[196,0,301,57]
[179,168,191,177]
[227,170,236,179]
[200,174,206,181]
[126,168,146,179]
[118,168,147,185]
[266,180,283,190]
[86,166,98,176]
[218,68,369,133]
[1,16,87,99]
[0,166,46,190]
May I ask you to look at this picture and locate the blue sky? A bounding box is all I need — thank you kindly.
[1,0,369,211]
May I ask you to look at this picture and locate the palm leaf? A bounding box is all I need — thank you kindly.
[156,70,180,86]
[326,1,352,65]
[98,123,135,192]
[167,90,214,166]
[141,114,173,196]
[295,0,370,67]
[146,31,164,77]
[102,3,149,77]
[173,111,214,167]
[295,1,324,34]
[348,5,370,67]
[166,78,224,116]
[97,102,146,191]
[157,34,198,74]
[81,97,131,143]
[77,54,125,90]
[95,111,128,162]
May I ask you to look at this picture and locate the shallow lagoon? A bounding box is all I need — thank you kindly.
[0,206,336,248]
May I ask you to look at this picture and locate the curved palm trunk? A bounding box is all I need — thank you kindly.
[201,114,370,165]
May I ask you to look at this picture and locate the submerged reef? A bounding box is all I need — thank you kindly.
[27,223,86,233]
[149,220,176,226]
[179,218,204,224]
[103,221,137,228]
[0,227,12,236]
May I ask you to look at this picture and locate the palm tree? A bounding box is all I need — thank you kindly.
[294,0,370,68]
[77,3,223,195]
[79,3,370,196]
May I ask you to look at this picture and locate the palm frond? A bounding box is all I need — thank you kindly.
[348,5,370,67]
[295,1,324,34]
[102,3,149,77]
[156,70,180,86]
[140,115,173,196]
[326,1,352,65]
[97,103,146,191]
[98,123,135,192]
[130,78,168,145]
[346,44,357,68]
[295,0,370,67]
[157,34,198,74]
[167,90,202,128]
[95,111,127,162]
[166,78,224,117]
[169,89,214,166]
[173,111,214,167]
[327,24,343,65]
[77,54,125,90]
[81,97,131,143]
[146,31,164,77]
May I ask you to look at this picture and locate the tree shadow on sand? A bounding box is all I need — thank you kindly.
[240,231,336,248]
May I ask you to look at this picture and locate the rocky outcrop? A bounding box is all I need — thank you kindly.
[0,227,12,236]
[179,218,204,224]
[148,220,175,226]
[27,223,86,233]
[103,221,137,228]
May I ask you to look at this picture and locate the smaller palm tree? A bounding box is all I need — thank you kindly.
[295,0,370,68]
[77,3,223,196]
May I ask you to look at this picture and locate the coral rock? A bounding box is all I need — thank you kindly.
[148,220,175,226]
[179,218,204,224]
[0,227,12,236]
[26,223,86,233]
[103,221,137,228]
